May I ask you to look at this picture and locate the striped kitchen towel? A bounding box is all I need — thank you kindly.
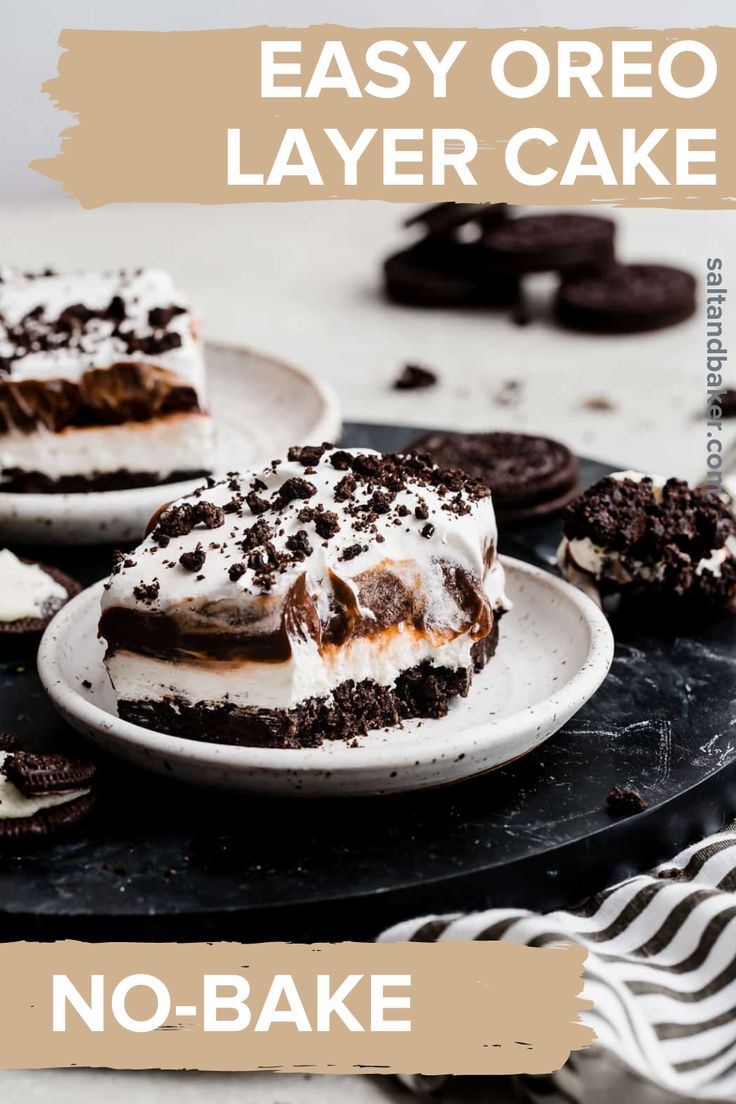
[379,827,736,1103]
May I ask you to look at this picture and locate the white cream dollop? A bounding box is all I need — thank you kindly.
[0,549,68,622]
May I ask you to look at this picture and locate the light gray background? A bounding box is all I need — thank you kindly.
[2,0,735,198]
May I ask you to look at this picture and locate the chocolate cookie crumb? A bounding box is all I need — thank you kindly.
[607,785,648,815]
[287,443,332,466]
[179,544,206,572]
[245,491,269,515]
[314,511,340,539]
[393,363,438,391]
[193,502,224,529]
[133,580,159,603]
[277,477,317,504]
[332,476,355,507]
[285,530,313,561]
[241,518,272,552]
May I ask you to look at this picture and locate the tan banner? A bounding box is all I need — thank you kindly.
[31,26,734,209]
[0,940,592,1073]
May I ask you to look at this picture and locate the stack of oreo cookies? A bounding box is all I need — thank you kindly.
[384,203,519,308]
[384,205,696,334]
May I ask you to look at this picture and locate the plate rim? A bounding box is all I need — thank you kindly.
[0,340,343,518]
[37,555,614,778]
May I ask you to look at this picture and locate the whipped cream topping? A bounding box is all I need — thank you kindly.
[0,267,206,398]
[103,447,509,611]
[101,447,510,710]
[0,751,89,820]
[0,550,68,622]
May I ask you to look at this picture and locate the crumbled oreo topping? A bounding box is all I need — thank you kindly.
[276,477,317,504]
[340,543,365,562]
[0,270,190,375]
[118,448,493,600]
[314,510,340,539]
[133,580,159,603]
[334,474,357,501]
[563,474,736,605]
[285,530,313,561]
[179,544,206,572]
[287,443,333,466]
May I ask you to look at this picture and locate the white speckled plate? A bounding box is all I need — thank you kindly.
[37,557,614,797]
[0,342,341,545]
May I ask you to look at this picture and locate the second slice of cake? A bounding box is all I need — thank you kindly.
[0,267,215,492]
[99,446,510,748]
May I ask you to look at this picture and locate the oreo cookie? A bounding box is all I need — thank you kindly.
[404,202,510,238]
[0,748,97,842]
[5,751,97,797]
[410,430,579,525]
[0,792,97,841]
[483,214,615,277]
[384,203,519,308]
[555,263,697,334]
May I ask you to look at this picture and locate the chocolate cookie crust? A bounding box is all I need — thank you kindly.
[411,431,579,525]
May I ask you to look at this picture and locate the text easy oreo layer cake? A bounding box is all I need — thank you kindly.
[0,267,215,492]
[99,446,510,748]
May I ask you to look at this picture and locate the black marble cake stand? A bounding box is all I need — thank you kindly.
[0,423,734,942]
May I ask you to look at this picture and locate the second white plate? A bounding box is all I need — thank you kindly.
[0,342,341,545]
[38,557,614,797]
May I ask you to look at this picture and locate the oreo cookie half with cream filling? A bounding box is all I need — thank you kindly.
[99,446,511,749]
[0,549,81,640]
[0,267,216,492]
[557,471,736,610]
[0,749,96,841]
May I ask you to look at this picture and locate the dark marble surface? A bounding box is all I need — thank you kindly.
[0,423,734,941]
